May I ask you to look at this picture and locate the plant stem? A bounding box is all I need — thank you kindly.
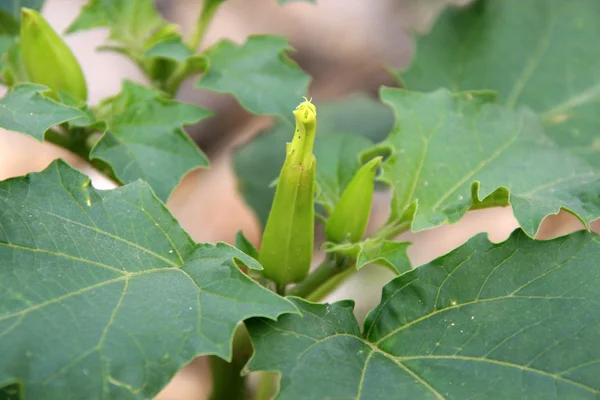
[187,1,221,51]
[287,219,412,301]
[375,220,412,241]
[304,266,356,302]
[255,372,278,400]
[45,128,88,159]
[45,128,122,186]
[208,324,253,400]
[275,283,286,296]
[288,254,353,299]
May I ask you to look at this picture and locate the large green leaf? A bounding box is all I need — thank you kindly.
[246,229,600,399]
[90,81,211,202]
[197,36,310,120]
[0,160,296,400]
[233,94,394,227]
[379,88,600,237]
[0,84,86,140]
[399,0,600,169]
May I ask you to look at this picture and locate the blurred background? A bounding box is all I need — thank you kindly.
[0,0,595,398]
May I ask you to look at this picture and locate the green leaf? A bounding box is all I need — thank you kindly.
[197,35,310,119]
[66,0,165,57]
[324,238,411,274]
[0,160,297,400]
[0,84,86,140]
[235,230,259,261]
[247,229,600,398]
[399,0,600,169]
[144,37,192,63]
[90,81,211,201]
[379,88,600,237]
[233,94,394,227]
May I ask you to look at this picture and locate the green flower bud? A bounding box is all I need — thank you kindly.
[20,8,87,101]
[325,156,382,244]
[259,98,317,287]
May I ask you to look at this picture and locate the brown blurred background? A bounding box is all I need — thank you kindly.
[0,0,593,398]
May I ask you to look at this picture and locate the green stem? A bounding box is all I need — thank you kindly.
[287,254,353,299]
[304,266,356,302]
[187,1,221,51]
[45,128,88,159]
[45,128,122,186]
[254,372,278,400]
[275,283,286,296]
[208,324,253,400]
[375,220,412,241]
[287,219,412,301]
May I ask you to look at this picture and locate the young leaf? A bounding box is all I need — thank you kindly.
[0,160,297,400]
[144,36,192,63]
[90,81,211,201]
[379,88,600,237]
[197,35,310,120]
[247,229,600,398]
[399,0,600,169]
[233,94,394,227]
[235,230,259,260]
[67,0,164,52]
[324,238,411,274]
[0,84,86,140]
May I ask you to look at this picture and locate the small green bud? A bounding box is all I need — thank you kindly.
[20,8,87,101]
[258,98,317,286]
[325,156,382,244]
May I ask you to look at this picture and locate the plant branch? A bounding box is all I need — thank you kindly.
[287,254,354,300]
[208,324,253,400]
[375,219,412,241]
[45,128,121,186]
[187,1,222,51]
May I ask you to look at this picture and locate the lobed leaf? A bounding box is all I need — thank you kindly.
[0,84,86,140]
[399,0,600,170]
[197,35,310,120]
[90,81,211,201]
[0,161,296,400]
[379,88,600,237]
[67,0,164,53]
[247,229,600,399]
[324,238,411,274]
